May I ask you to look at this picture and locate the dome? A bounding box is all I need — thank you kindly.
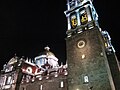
[39,46,55,56]
[35,46,59,68]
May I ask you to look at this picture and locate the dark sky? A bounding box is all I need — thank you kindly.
[0,0,119,69]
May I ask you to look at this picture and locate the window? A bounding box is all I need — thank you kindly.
[40,58,46,65]
[36,58,47,67]
[6,76,12,85]
[80,10,88,25]
[0,76,5,86]
[39,85,43,90]
[70,13,78,29]
[84,75,89,83]
[60,81,64,88]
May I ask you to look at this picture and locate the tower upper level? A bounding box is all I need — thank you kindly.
[66,0,93,10]
[64,0,99,37]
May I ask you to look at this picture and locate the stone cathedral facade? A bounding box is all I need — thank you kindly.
[0,0,120,90]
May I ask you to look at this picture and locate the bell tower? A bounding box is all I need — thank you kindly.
[64,0,120,90]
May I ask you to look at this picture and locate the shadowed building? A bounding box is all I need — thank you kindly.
[64,0,120,90]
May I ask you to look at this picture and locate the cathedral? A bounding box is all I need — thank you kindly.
[0,0,120,90]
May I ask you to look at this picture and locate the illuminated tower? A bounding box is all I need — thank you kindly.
[64,0,120,90]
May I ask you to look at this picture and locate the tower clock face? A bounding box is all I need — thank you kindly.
[80,10,88,25]
[70,14,78,29]
[77,40,86,48]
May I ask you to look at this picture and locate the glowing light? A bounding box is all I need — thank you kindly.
[39,77,42,81]
[84,75,89,83]
[82,54,85,59]
[60,81,64,88]
[64,70,68,75]
[4,85,11,89]
[54,72,58,77]
[22,69,25,72]
[32,79,35,82]
[32,77,35,82]
[26,80,29,83]
[40,85,43,90]
[46,76,49,79]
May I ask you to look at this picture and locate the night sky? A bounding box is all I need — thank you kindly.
[0,0,119,70]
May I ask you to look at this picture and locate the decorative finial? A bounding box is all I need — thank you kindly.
[44,46,50,51]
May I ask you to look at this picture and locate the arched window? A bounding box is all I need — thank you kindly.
[70,13,78,29]
[80,9,88,25]
[6,76,12,85]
